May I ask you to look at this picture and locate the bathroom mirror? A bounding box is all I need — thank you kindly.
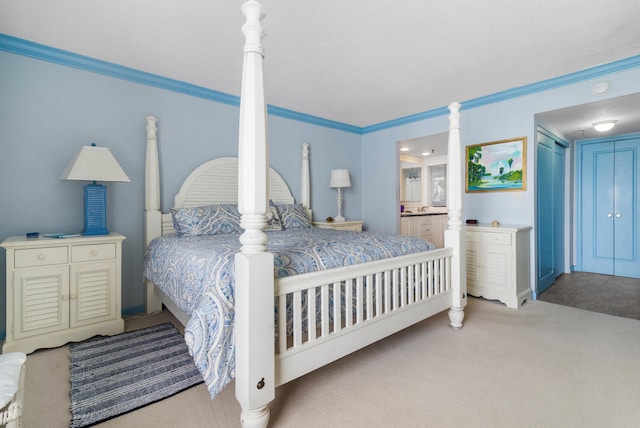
[429,164,447,206]
[400,155,423,202]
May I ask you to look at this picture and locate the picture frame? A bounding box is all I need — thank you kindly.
[466,137,526,192]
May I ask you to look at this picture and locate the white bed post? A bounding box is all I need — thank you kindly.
[235,2,274,428]
[144,115,163,314]
[445,102,466,329]
[301,143,311,219]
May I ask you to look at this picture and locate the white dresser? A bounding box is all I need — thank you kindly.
[1,233,125,353]
[464,225,531,308]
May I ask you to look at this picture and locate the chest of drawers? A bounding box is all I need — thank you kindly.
[1,233,125,353]
[464,225,531,308]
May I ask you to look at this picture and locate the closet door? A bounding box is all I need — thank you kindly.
[610,138,638,277]
[579,137,639,278]
[536,131,566,294]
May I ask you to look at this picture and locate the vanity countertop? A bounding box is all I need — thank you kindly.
[401,209,447,217]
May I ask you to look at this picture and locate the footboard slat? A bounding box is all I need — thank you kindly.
[320,284,329,336]
[278,294,287,354]
[332,281,341,333]
[293,290,302,347]
[392,269,399,310]
[375,272,382,316]
[345,279,353,327]
[356,277,364,324]
[364,274,371,320]
[427,260,436,296]
[400,267,407,308]
[435,260,444,293]
[412,263,419,304]
[383,270,391,314]
[420,262,425,299]
[308,287,317,342]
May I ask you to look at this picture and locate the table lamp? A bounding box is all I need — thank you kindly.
[329,169,351,222]
[60,143,130,235]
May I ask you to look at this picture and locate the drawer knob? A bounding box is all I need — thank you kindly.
[37,253,47,261]
[90,249,99,256]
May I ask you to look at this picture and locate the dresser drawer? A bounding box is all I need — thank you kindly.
[419,218,433,226]
[14,246,68,268]
[482,232,512,246]
[465,230,482,243]
[71,243,116,262]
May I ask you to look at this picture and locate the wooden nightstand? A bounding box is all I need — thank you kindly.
[1,233,125,353]
[313,220,363,231]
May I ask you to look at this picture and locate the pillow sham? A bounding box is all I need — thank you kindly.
[264,204,283,231]
[273,203,312,230]
[171,204,242,236]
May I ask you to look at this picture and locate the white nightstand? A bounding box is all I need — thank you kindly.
[313,220,363,231]
[1,233,125,353]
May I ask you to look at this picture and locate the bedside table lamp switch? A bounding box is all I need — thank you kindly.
[60,143,130,235]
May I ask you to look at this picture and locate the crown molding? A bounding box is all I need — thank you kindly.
[2,34,639,136]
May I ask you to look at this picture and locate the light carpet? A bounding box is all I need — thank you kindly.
[69,323,203,427]
[23,298,640,427]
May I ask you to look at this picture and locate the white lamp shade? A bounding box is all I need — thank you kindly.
[60,145,130,182]
[330,169,351,188]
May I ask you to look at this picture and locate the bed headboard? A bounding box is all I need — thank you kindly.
[174,157,295,207]
[144,117,311,238]
[157,157,296,235]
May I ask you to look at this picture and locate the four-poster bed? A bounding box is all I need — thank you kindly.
[143,1,466,427]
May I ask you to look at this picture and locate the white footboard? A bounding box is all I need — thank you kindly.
[275,248,453,386]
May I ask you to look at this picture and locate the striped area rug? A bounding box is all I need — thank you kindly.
[69,323,203,427]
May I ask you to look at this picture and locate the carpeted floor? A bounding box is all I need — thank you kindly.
[538,272,640,320]
[23,297,640,427]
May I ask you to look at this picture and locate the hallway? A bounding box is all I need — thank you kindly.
[537,272,640,320]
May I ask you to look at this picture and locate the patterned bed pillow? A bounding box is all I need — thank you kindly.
[264,204,283,231]
[171,204,242,236]
[273,203,312,230]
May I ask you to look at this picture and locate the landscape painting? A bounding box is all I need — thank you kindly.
[466,137,526,192]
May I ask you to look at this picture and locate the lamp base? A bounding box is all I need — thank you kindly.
[82,183,110,236]
[334,215,346,222]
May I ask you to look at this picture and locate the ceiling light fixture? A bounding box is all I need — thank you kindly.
[400,147,410,152]
[593,120,617,132]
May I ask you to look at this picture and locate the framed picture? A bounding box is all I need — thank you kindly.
[466,137,526,192]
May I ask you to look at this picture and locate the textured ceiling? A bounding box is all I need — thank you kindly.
[1,0,640,129]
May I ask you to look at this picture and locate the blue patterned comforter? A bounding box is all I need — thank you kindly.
[143,228,435,398]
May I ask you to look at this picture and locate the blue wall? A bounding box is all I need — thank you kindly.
[361,66,640,291]
[0,50,361,337]
[1,36,640,340]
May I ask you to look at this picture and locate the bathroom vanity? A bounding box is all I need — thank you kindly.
[400,212,447,248]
